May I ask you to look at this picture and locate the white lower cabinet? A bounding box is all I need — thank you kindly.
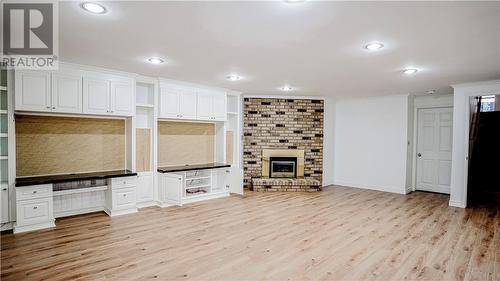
[136,173,154,205]
[14,184,55,234]
[105,176,138,216]
[158,168,231,207]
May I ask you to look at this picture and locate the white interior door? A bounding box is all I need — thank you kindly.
[416,107,453,194]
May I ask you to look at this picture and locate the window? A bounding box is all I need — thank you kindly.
[480,95,496,112]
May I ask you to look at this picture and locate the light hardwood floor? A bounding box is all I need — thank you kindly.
[1,186,498,280]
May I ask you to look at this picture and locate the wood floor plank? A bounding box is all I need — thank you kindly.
[1,186,498,281]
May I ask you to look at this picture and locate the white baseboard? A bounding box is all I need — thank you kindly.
[449,200,466,208]
[103,207,138,217]
[14,220,56,234]
[333,181,407,194]
[136,201,157,209]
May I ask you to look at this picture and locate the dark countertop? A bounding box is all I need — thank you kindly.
[16,170,137,187]
[158,163,230,173]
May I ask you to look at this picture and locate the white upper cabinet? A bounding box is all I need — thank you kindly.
[159,86,180,118]
[51,72,82,113]
[110,81,135,116]
[83,77,134,117]
[15,66,135,117]
[15,70,51,112]
[159,85,197,120]
[212,91,227,121]
[179,89,197,119]
[196,91,212,120]
[83,77,109,115]
[196,90,227,121]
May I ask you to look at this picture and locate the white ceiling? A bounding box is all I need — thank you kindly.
[59,1,500,98]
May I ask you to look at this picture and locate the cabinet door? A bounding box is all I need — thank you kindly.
[15,70,51,112]
[110,81,135,116]
[83,78,110,115]
[1,184,9,223]
[51,73,82,113]
[196,91,212,120]
[159,174,182,206]
[16,197,54,227]
[159,87,180,118]
[229,167,244,195]
[137,174,154,203]
[179,89,197,119]
[212,92,227,121]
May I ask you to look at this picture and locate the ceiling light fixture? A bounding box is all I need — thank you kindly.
[147,57,164,64]
[364,42,384,51]
[280,86,294,92]
[285,0,306,3]
[403,68,418,75]
[81,2,107,14]
[226,74,242,81]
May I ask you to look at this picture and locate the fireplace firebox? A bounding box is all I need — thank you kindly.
[269,157,297,178]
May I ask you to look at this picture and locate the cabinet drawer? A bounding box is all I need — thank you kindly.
[112,187,136,210]
[111,177,137,188]
[16,184,53,200]
[16,198,53,226]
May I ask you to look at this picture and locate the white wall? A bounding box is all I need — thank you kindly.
[322,97,335,186]
[450,80,500,208]
[333,94,410,194]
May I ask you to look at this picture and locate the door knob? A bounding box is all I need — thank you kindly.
[417,153,422,157]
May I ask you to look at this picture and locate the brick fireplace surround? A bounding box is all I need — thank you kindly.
[243,98,324,191]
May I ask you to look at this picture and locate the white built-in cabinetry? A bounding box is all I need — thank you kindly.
[14,70,51,112]
[14,184,55,233]
[105,177,138,216]
[15,65,135,117]
[51,71,83,113]
[135,78,157,207]
[158,168,231,207]
[159,83,226,121]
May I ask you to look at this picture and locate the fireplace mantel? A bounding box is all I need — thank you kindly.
[262,149,305,178]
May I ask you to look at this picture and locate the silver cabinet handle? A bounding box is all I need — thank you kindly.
[33,206,38,209]
[33,190,37,194]
[52,106,56,109]
[46,106,51,109]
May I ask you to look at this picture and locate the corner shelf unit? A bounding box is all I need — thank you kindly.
[134,78,158,206]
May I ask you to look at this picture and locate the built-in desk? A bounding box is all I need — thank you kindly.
[14,170,138,234]
[16,170,137,187]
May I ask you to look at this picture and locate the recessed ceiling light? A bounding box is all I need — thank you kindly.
[403,68,418,75]
[226,74,242,81]
[81,2,107,14]
[147,57,164,64]
[364,42,384,51]
[280,86,294,92]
